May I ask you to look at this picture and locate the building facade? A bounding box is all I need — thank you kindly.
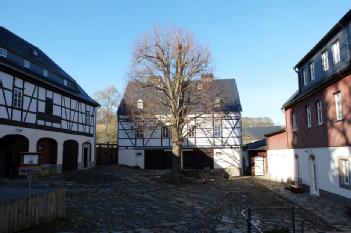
[266,10,351,200]
[0,27,99,177]
[117,75,243,175]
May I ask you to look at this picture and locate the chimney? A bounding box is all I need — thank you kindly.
[201,73,214,82]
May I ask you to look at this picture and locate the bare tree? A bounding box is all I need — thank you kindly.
[124,27,216,182]
[94,85,120,143]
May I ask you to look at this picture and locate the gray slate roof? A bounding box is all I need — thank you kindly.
[243,126,283,141]
[0,26,99,106]
[118,78,242,115]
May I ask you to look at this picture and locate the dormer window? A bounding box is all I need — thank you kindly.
[303,69,308,86]
[63,79,68,86]
[309,62,315,81]
[332,40,340,64]
[137,99,143,109]
[0,48,7,58]
[321,50,329,71]
[214,97,221,107]
[43,69,48,77]
[24,59,30,69]
[32,49,38,56]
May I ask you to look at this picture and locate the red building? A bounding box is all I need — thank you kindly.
[267,10,351,201]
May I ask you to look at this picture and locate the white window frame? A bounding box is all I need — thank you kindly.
[321,50,329,71]
[292,112,297,131]
[335,92,343,120]
[316,100,323,125]
[63,79,68,86]
[13,88,23,108]
[24,59,30,69]
[137,99,143,109]
[214,124,221,138]
[188,126,195,137]
[343,160,350,185]
[43,69,48,77]
[214,97,221,107]
[135,128,143,139]
[332,40,340,64]
[0,48,7,58]
[85,111,90,125]
[303,69,308,86]
[306,105,312,128]
[309,62,315,81]
[161,126,170,138]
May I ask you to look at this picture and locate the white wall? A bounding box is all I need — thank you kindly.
[0,71,96,135]
[214,148,242,169]
[118,149,144,169]
[267,147,351,199]
[0,124,95,169]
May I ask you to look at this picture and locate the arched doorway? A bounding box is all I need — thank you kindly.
[37,138,57,172]
[62,140,78,171]
[0,135,29,177]
[82,142,91,168]
[309,154,319,195]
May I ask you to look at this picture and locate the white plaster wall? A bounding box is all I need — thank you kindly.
[118,149,144,168]
[267,149,295,182]
[0,124,95,169]
[267,147,351,199]
[214,148,242,169]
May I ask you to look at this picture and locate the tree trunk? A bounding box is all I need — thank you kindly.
[171,140,182,183]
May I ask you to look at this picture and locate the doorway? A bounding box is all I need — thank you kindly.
[0,135,29,177]
[83,143,91,168]
[309,155,319,195]
[62,140,78,171]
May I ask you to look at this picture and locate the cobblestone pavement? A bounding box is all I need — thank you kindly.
[0,166,337,233]
[255,177,351,232]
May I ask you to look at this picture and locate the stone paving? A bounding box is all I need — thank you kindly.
[0,166,339,233]
[255,177,351,232]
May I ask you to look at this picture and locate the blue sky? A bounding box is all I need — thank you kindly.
[1,1,350,124]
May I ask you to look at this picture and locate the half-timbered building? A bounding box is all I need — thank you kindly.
[0,27,99,176]
[266,10,351,201]
[117,75,243,176]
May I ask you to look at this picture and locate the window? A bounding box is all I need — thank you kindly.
[214,125,221,138]
[137,99,143,109]
[303,69,308,86]
[63,79,68,86]
[161,126,170,138]
[339,158,350,187]
[292,112,297,131]
[13,88,22,108]
[334,92,343,120]
[45,97,53,115]
[85,111,90,125]
[316,100,323,125]
[332,40,340,64]
[321,50,329,71]
[188,126,195,137]
[197,83,202,90]
[24,59,30,69]
[309,62,315,81]
[214,97,221,107]
[306,105,312,128]
[135,128,143,138]
[32,49,38,56]
[0,48,7,58]
[43,69,48,77]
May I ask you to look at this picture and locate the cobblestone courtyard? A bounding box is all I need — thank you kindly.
[0,166,343,233]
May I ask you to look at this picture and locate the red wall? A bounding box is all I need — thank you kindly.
[286,74,351,148]
[266,131,288,150]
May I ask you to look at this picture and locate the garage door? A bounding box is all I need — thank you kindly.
[183,149,214,169]
[144,150,172,169]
